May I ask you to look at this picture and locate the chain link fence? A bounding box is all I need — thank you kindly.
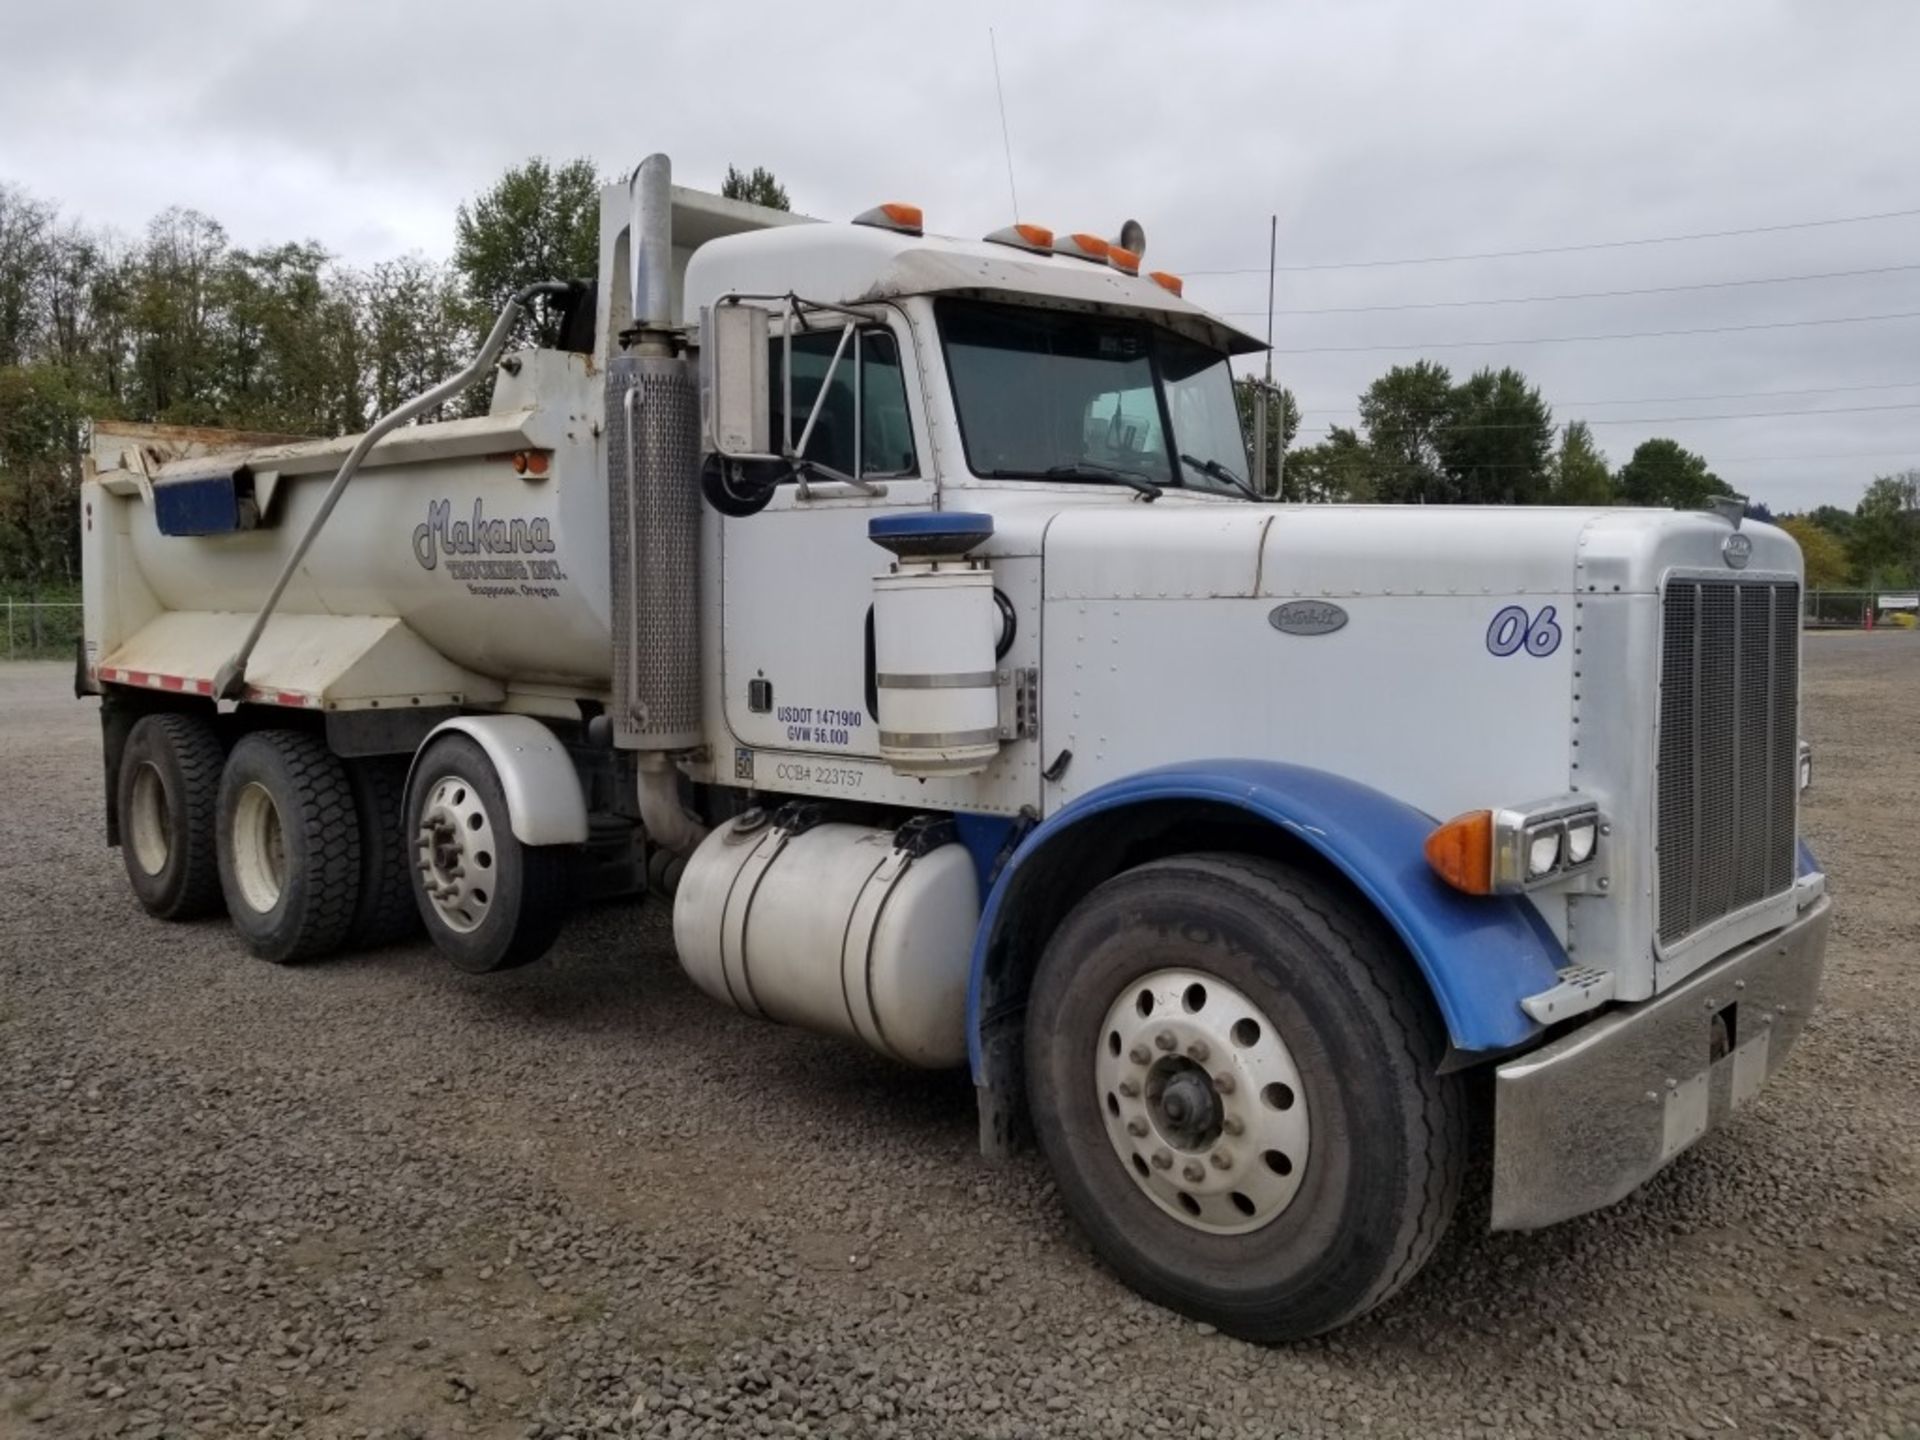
[1804,591,1920,630]
[3,600,84,661]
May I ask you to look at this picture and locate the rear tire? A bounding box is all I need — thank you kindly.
[1025,852,1465,1342]
[346,757,422,949]
[117,712,225,920]
[405,734,567,973]
[215,730,362,964]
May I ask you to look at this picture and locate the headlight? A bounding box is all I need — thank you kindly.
[1526,826,1563,878]
[1426,796,1607,895]
[1565,817,1598,866]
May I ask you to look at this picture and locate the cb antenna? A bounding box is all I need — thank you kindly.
[989,28,1021,218]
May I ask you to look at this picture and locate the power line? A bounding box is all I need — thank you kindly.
[1208,262,1920,318]
[1295,401,1920,436]
[1291,379,1920,414]
[1186,204,1920,275]
[1270,309,1920,356]
[1277,448,1920,468]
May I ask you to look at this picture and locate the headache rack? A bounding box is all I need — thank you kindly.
[1654,574,1801,951]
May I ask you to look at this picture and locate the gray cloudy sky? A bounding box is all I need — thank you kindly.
[5,0,1917,510]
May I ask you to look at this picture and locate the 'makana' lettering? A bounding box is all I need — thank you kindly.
[413,498,556,570]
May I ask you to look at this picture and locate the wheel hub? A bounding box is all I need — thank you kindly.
[1146,1057,1223,1150]
[1094,967,1311,1235]
[127,762,171,877]
[416,776,496,934]
[230,781,287,915]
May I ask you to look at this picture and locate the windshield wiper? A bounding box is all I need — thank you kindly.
[1180,453,1263,502]
[1042,462,1163,501]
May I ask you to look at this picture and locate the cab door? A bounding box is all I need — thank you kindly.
[719,313,931,760]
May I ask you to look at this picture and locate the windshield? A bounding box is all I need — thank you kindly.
[935,298,1251,496]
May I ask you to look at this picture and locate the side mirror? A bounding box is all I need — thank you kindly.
[702,303,771,458]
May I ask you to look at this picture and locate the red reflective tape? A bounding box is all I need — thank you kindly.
[159,674,186,692]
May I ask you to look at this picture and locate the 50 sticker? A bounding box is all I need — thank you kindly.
[1486,604,1562,658]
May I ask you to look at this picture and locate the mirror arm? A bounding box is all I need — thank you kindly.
[788,319,855,468]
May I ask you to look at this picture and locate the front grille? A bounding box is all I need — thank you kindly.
[1655,577,1799,947]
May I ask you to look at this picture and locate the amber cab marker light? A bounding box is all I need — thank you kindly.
[1055,232,1112,262]
[1425,810,1495,895]
[1149,270,1184,297]
[853,203,924,236]
[1107,245,1141,275]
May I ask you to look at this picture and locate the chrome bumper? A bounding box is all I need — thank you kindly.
[1491,894,1831,1230]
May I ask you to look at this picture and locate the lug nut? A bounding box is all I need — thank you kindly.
[1117,1079,1140,1098]
[1212,1073,1236,1095]
[1129,1045,1152,1066]
[1126,1118,1148,1138]
[1222,1115,1244,1137]
[1154,1030,1176,1052]
[1183,1162,1206,1183]
[1185,1040,1210,1063]
[1151,1149,1172,1171]
[1210,1150,1233,1171]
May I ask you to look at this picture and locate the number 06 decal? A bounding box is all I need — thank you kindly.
[1486,604,1562,658]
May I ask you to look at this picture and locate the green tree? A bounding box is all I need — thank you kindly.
[452,158,600,349]
[1553,420,1613,504]
[1233,377,1299,496]
[0,184,56,368]
[1848,470,1919,589]
[356,255,470,422]
[1777,515,1851,589]
[0,362,86,589]
[1359,360,1453,502]
[1440,366,1554,503]
[1614,437,1732,509]
[1285,425,1373,503]
[721,165,791,212]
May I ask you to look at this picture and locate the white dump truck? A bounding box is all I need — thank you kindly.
[78,154,1831,1340]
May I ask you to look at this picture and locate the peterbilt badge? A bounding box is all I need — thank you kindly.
[1723,533,1753,569]
[1269,601,1349,636]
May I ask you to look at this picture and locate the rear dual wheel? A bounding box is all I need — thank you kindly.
[118,713,226,920]
[1026,853,1466,1342]
[215,731,362,963]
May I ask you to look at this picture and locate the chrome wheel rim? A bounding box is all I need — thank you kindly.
[1094,967,1311,1235]
[127,763,171,876]
[231,782,287,914]
[415,775,496,934]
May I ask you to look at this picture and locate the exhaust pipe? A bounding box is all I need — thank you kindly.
[628,153,674,333]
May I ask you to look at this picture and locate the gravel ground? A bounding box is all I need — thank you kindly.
[3,634,1917,1440]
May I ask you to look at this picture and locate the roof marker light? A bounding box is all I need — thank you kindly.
[854,203,924,236]
[1107,245,1141,275]
[1149,270,1184,297]
[1054,232,1111,263]
[984,223,1054,254]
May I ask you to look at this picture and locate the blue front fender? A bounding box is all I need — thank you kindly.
[967,760,1568,1081]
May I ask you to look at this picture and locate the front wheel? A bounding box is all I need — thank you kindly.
[1025,853,1465,1342]
[405,734,567,974]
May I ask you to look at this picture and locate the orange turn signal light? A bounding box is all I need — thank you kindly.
[1149,270,1184,297]
[1425,810,1494,895]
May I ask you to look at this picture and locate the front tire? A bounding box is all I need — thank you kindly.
[405,734,567,974]
[1025,852,1465,1342]
[215,730,363,963]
